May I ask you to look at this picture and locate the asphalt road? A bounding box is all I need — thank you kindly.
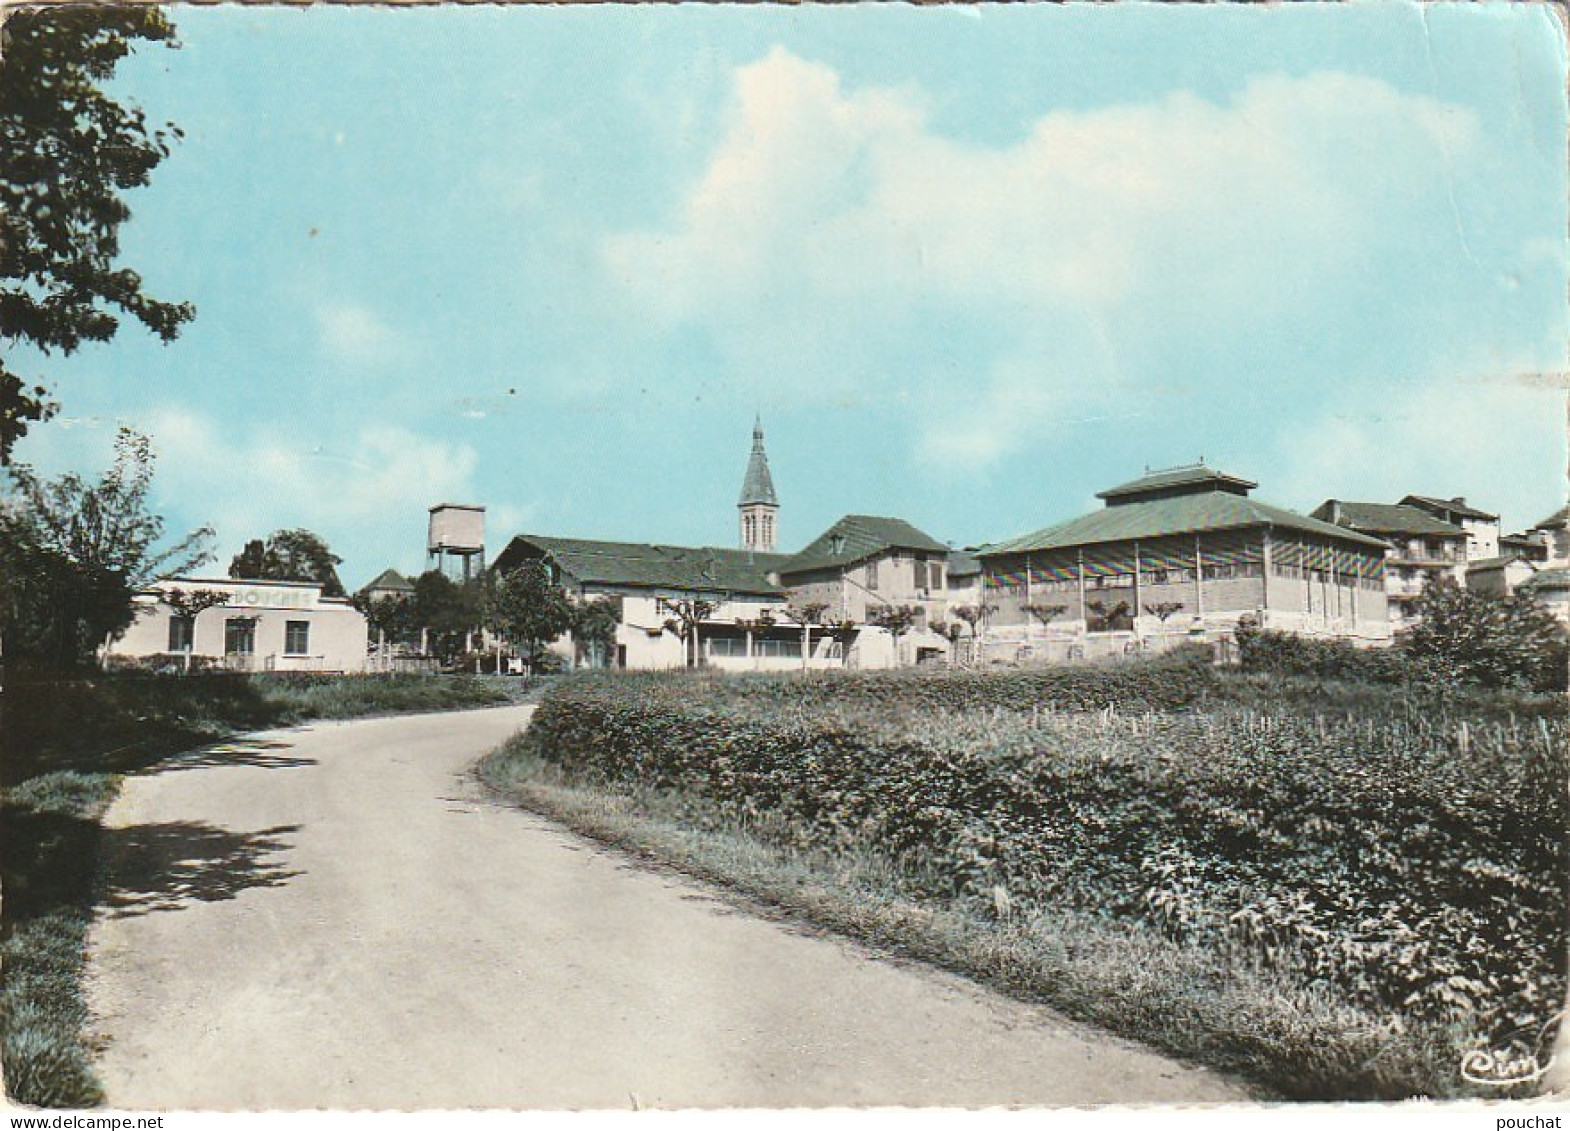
[84,704,1252,1109]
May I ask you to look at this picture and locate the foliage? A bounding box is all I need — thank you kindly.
[1235,585,1569,693]
[1085,598,1133,633]
[0,428,212,668]
[782,600,830,627]
[1235,615,1413,685]
[483,560,573,664]
[572,597,622,667]
[657,594,719,667]
[161,586,228,620]
[952,604,994,635]
[1023,602,1068,627]
[406,571,481,662]
[351,590,419,649]
[522,665,1567,1098]
[0,7,193,463]
[228,528,346,597]
[1144,601,1185,623]
[1403,577,1567,691]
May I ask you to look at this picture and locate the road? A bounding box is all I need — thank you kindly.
[85,704,1252,1109]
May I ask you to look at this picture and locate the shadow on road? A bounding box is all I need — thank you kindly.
[147,739,316,775]
[101,821,303,919]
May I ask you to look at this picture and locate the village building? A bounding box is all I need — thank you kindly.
[1529,505,1570,564]
[976,465,1392,662]
[775,515,955,667]
[1310,500,1468,631]
[1400,495,1500,561]
[945,549,983,607]
[490,534,797,670]
[1465,555,1540,599]
[1520,567,1570,623]
[107,578,369,673]
[1500,530,1552,563]
[360,568,415,603]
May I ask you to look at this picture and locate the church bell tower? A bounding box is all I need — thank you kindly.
[738,415,779,553]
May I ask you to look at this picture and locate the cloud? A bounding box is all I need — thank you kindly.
[603,50,1537,468]
[315,302,406,368]
[142,409,492,582]
[1270,373,1568,533]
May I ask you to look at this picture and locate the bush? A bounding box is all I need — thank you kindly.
[522,667,1567,1092]
[1234,615,1412,684]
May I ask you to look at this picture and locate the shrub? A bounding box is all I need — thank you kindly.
[522,667,1568,1086]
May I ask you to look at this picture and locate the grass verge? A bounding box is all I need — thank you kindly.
[1,672,522,1108]
[476,737,1492,1104]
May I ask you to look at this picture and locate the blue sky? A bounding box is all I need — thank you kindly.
[13,2,1568,587]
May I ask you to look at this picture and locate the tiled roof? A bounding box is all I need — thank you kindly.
[781,515,950,574]
[1535,505,1570,531]
[361,568,414,594]
[494,535,791,596]
[1465,555,1531,573]
[1400,494,1498,522]
[946,549,982,579]
[1313,501,1467,539]
[1521,568,1570,590]
[1096,464,1257,503]
[980,492,1388,557]
[738,417,778,507]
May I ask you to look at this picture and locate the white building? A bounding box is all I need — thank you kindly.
[108,578,369,673]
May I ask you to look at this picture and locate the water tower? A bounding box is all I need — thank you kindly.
[427,503,486,581]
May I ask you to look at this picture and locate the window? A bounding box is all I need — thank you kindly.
[168,615,195,653]
[225,618,256,656]
[285,620,310,656]
[866,559,879,590]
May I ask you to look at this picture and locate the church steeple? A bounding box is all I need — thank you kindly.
[738,415,779,552]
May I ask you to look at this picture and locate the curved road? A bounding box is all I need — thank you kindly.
[85,705,1251,1109]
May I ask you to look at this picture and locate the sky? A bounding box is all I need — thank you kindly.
[10,2,1569,588]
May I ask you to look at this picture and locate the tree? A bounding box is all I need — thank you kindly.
[821,618,860,668]
[572,596,622,669]
[1401,576,1566,691]
[484,561,573,669]
[868,604,921,665]
[408,570,481,662]
[229,529,345,597]
[1085,598,1133,633]
[350,590,419,662]
[1024,602,1068,628]
[0,7,194,463]
[0,427,212,668]
[782,598,830,669]
[658,594,719,668]
[1144,601,1185,624]
[952,603,996,664]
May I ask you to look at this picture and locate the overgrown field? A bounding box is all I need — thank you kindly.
[1,672,516,1108]
[493,653,1567,1100]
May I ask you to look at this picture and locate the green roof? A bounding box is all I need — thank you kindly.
[781,515,950,574]
[1313,501,1467,538]
[494,535,791,596]
[1097,464,1257,503]
[738,417,778,507]
[981,492,1388,557]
